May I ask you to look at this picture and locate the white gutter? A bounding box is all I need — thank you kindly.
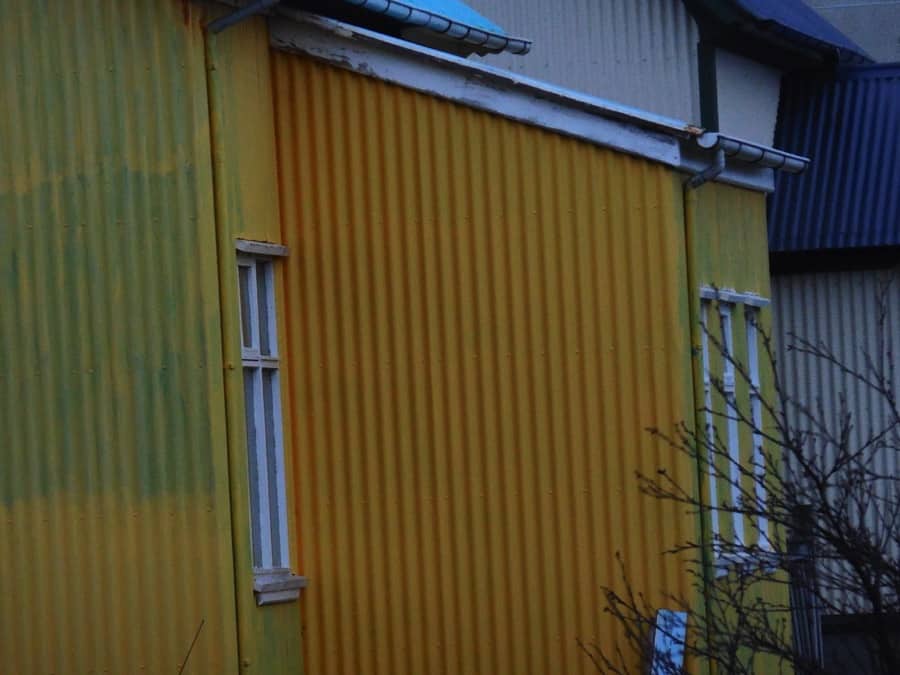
[697,133,809,174]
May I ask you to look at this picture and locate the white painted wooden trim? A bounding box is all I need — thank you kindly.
[254,570,308,606]
[700,302,723,567]
[700,286,770,308]
[269,10,684,168]
[268,10,800,193]
[745,308,771,551]
[236,239,289,258]
[237,253,292,572]
[718,303,745,547]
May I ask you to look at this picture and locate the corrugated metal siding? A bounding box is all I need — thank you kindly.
[769,64,900,252]
[205,16,306,674]
[272,51,699,675]
[684,183,790,660]
[0,1,239,673]
[465,0,702,123]
[772,269,900,610]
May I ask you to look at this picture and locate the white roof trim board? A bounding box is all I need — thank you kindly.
[270,9,807,193]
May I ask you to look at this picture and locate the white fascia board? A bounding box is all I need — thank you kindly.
[268,10,793,193]
[269,11,686,168]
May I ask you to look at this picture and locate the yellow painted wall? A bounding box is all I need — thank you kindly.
[0,1,238,672]
[272,52,701,674]
[205,13,305,675]
[685,183,789,672]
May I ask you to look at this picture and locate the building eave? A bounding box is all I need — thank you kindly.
[269,8,807,193]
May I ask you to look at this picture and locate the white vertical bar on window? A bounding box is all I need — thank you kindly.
[239,264,254,351]
[253,366,274,569]
[270,370,290,567]
[745,308,769,549]
[244,257,261,357]
[719,303,744,545]
[260,262,278,358]
[700,302,721,552]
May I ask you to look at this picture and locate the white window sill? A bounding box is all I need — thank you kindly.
[253,569,308,606]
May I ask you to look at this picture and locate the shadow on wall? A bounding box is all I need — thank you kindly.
[822,614,900,673]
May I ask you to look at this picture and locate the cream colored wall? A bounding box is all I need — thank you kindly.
[715,49,783,146]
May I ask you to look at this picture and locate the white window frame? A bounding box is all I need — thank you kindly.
[699,287,771,575]
[236,241,306,605]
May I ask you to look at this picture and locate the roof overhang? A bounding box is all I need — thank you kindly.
[284,0,530,55]
[681,0,871,69]
[269,8,808,193]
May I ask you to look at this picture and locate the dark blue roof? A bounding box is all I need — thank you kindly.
[732,0,870,63]
[768,64,900,252]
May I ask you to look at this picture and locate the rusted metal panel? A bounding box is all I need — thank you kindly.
[466,0,702,123]
[272,51,699,674]
[0,1,238,672]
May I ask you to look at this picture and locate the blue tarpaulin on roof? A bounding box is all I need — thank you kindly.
[383,0,503,34]
[768,64,900,252]
[339,0,530,54]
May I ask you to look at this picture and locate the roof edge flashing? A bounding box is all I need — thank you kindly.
[339,0,531,54]
[273,8,694,136]
[270,9,791,194]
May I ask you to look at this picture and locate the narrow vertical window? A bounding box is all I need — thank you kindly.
[745,306,769,549]
[236,243,305,605]
[700,286,771,573]
[239,255,290,571]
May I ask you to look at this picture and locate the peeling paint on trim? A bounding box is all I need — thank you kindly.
[270,10,685,168]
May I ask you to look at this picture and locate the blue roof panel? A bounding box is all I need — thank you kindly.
[768,64,900,252]
[390,0,503,34]
[338,0,530,54]
[732,0,871,63]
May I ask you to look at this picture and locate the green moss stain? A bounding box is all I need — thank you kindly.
[0,0,223,504]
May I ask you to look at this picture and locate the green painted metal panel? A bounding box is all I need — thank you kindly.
[0,1,239,672]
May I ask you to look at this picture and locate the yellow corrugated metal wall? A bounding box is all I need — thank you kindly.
[685,184,788,671]
[205,14,305,674]
[272,52,700,674]
[0,1,239,673]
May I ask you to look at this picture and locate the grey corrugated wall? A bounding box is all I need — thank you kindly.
[773,270,900,611]
[468,0,701,123]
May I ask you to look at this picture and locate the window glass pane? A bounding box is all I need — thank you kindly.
[244,367,263,568]
[263,369,282,566]
[239,265,254,350]
[257,262,272,356]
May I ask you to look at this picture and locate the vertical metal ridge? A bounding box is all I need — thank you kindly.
[274,52,695,674]
[1,1,238,672]
[771,65,900,251]
[467,0,701,123]
[773,269,900,610]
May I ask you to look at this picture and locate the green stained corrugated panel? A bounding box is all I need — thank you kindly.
[0,1,238,672]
